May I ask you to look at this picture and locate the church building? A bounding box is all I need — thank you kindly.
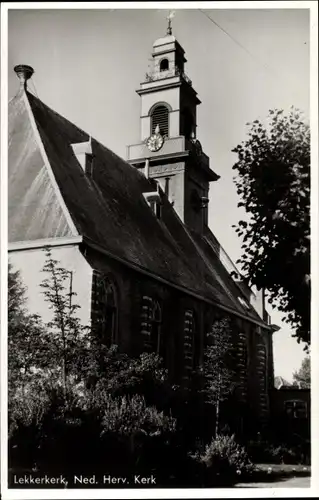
[8,23,277,430]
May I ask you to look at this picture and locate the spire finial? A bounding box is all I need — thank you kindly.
[166,10,175,35]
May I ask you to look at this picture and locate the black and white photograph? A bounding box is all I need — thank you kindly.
[1,1,318,497]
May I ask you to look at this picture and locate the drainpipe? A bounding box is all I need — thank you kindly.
[144,158,150,179]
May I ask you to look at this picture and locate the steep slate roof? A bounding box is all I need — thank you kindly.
[8,88,266,323]
[8,91,75,241]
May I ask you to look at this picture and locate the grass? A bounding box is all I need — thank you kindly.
[248,463,311,483]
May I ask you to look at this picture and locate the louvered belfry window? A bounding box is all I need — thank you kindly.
[151,105,169,137]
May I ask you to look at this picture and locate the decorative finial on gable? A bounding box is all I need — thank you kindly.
[14,64,34,90]
[166,10,175,35]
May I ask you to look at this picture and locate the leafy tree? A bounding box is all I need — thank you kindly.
[293,356,310,388]
[85,347,170,405]
[8,262,61,442]
[8,262,26,318]
[200,318,236,436]
[232,108,310,345]
[8,263,53,398]
[40,248,90,394]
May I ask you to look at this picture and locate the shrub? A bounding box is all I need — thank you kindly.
[9,368,179,480]
[196,434,254,486]
[9,383,87,472]
[247,439,310,465]
[100,393,176,437]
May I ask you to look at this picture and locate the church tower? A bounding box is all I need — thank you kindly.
[127,18,219,235]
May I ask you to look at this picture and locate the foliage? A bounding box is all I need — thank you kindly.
[193,434,254,486]
[40,248,91,389]
[8,262,26,317]
[85,346,168,399]
[199,318,237,435]
[232,108,310,345]
[293,356,310,388]
[8,262,56,404]
[9,380,51,438]
[8,251,182,482]
[265,444,299,465]
[100,393,176,437]
[246,439,310,465]
[8,252,256,486]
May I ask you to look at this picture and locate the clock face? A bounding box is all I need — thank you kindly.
[147,133,164,152]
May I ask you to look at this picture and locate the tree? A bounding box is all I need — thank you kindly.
[8,262,60,440]
[8,262,26,318]
[232,108,310,345]
[8,262,53,397]
[40,248,90,395]
[293,356,310,388]
[200,318,236,436]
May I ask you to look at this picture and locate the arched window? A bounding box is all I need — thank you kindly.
[140,297,163,356]
[256,336,267,390]
[237,330,248,403]
[150,301,163,356]
[160,58,169,71]
[91,271,117,347]
[151,105,169,137]
[184,309,197,373]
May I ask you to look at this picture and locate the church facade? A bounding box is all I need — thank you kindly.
[8,28,276,431]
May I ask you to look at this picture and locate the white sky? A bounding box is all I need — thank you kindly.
[7,5,311,381]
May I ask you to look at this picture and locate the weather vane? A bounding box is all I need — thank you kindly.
[166,10,175,35]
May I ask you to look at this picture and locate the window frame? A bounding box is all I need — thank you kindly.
[149,103,170,138]
[159,58,169,72]
[91,271,118,347]
[184,309,197,372]
[284,399,308,419]
[150,300,163,356]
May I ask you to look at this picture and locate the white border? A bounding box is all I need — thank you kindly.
[1,4,9,500]
[310,0,319,492]
[1,2,318,499]
[0,1,317,10]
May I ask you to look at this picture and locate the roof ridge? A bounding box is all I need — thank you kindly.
[25,90,145,178]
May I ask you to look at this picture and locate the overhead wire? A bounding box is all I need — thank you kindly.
[198,9,281,79]
[198,9,308,110]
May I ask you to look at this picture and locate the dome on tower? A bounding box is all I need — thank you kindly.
[153,34,176,47]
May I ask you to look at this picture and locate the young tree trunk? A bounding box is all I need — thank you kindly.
[62,355,66,398]
[215,398,220,437]
[215,372,221,437]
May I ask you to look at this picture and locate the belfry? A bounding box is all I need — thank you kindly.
[126,15,219,235]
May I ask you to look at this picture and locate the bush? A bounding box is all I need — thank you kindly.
[8,363,180,481]
[195,434,254,486]
[266,444,297,464]
[247,439,310,465]
[9,383,87,473]
[100,393,176,437]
